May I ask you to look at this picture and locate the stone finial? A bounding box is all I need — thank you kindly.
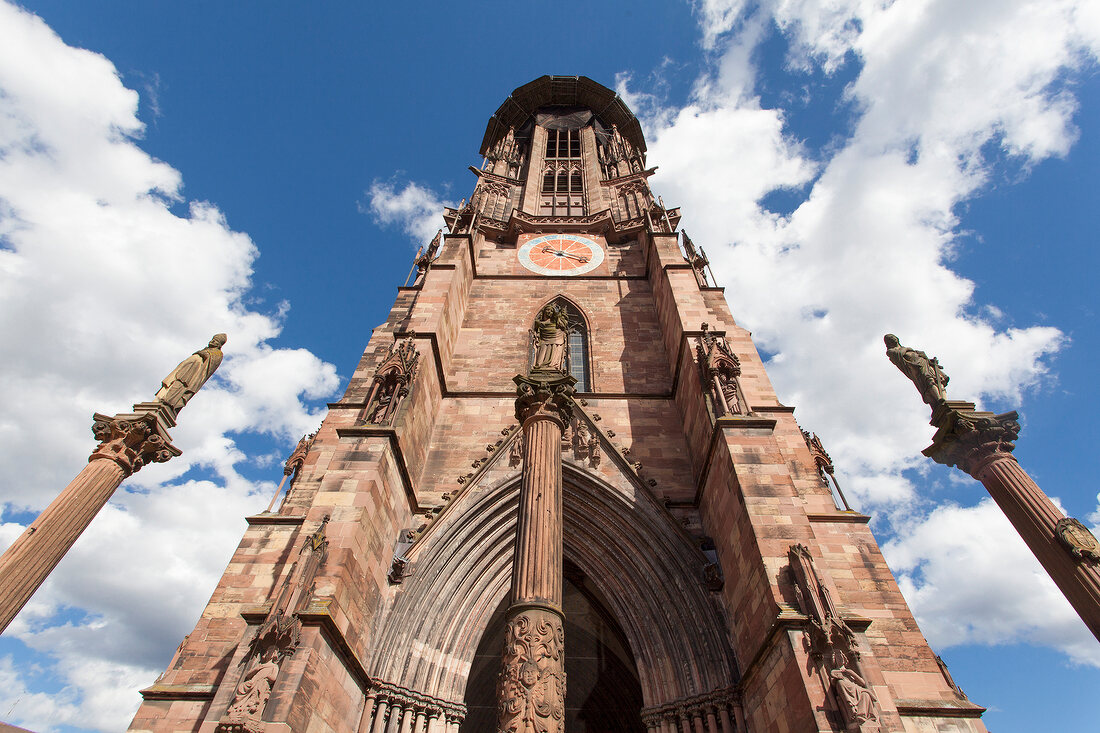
[884,334,949,409]
[155,333,227,415]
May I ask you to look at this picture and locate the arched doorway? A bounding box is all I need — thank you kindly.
[462,561,645,732]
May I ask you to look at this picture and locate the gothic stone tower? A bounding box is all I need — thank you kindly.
[130,76,987,733]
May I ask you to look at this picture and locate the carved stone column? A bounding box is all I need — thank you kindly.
[496,374,574,733]
[0,335,224,634]
[0,403,181,633]
[925,403,1100,641]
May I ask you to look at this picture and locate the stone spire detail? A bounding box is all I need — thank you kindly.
[0,334,226,634]
[885,334,1100,642]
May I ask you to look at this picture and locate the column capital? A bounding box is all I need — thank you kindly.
[89,405,181,476]
[513,374,576,428]
[922,402,1020,479]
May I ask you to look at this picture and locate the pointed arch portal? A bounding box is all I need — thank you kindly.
[463,561,646,731]
[367,462,737,722]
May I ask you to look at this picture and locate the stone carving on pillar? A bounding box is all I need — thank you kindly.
[696,323,749,419]
[90,411,182,475]
[499,371,574,733]
[801,429,853,511]
[830,652,880,733]
[217,517,329,733]
[681,231,712,287]
[497,610,566,733]
[155,333,227,416]
[514,374,576,426]
[413,230,442,285]
[510,434,524,467]
[531,304,571,375]
[0,335,227,634]
[788,544,880,731]
[788,544,858,660]
[265,431,316,513]
[923,406,1021,478]
[1055,518,1100,563]
[361,334,420,426]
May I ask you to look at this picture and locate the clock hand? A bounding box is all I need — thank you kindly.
[558,252,589,263]
[539,245,589,262]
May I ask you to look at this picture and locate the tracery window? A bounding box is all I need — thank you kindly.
[540,128,584,216]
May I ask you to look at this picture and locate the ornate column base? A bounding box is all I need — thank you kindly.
[497,605,566,733]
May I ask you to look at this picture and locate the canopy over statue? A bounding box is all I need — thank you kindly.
[884,334,949,408]
[156,333,228,414]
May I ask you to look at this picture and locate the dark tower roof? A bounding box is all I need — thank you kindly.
[480,75,647,156]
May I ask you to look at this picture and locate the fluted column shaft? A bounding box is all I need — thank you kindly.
[0,405,182,634]
[0,459,125,631]
[511,414,563,605]
[497,374,574,733]
[976,454,1100,640]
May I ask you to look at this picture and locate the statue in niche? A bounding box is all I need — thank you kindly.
[510,433,524,467]
[884,334,950,408]
[718,365,744,415]
[830,653,879,732]
[587,432,600,467]
[572,420,590,461]
[697,324,748,418]
[221,645,280,730]
[366,376,399,424]
[361,335,419,426]
[155,333,227,413]
[531,304,570,373]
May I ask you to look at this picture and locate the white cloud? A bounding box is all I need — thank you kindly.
[631,0,1099,662]
[0,3,339,730]
[362,179,451,246]
[884,499,1100,667]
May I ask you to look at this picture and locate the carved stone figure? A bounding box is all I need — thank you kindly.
[532,304,570,373]
[1055,517,1100,563]
[572,421,590,461]
[361,335,420,426]
[697,324,748,418]
[155,334,227,413]
[497,610,566,733]
[830,661,879,732]
[884,334,949,408]
[221,645,280,731]
[510,434,524,467]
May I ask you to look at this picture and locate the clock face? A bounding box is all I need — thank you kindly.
[518,234,605,276]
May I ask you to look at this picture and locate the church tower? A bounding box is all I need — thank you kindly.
[130,76,987,733]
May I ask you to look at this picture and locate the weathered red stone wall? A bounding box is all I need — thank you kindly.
[131,109,986,732]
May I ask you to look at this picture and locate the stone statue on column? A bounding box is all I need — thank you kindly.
[532,304,570,374]
[884,334,948,408]
[885,333,1100,642]
[0,333,227,634]
[155,333,227,414]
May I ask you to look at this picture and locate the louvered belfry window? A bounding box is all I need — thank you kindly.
[540,129,584,216]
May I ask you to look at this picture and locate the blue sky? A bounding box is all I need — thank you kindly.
[0,1,1097,731]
